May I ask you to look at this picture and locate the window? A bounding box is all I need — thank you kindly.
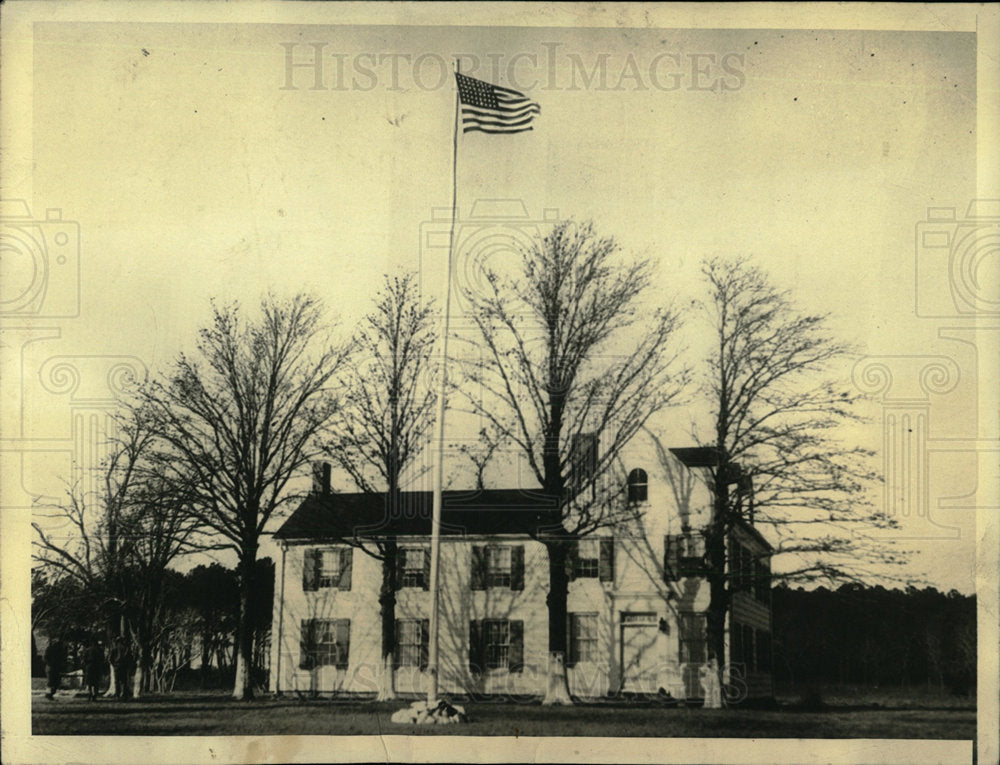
[731,621,755,670]
[399,546,429,589]
[571,539,615,582]
[664,533,705,580]
[621,611,657,625]
[485,620,511,669]
[743,624,755,671]
[569,613,598,664]
[395,618,429,669]
[488,546,511,587]
[753,559,771,602]
[574,540,600,578]
[729,541,753,592]
[303,547,352,591]
[319,550,343,587]
[469,619,524,673]
[679,613,707,664]
[299,618,350,669]
[627,468,648,503]
[755,629,772,673]
[471,545,524,590]
[569,431,599,498]
[730,620,744,667]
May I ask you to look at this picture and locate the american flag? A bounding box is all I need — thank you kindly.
[455,73,540,135]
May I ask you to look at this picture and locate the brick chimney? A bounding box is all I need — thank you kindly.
[311,461,331,496]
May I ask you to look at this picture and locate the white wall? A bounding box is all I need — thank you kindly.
[269,436,766,699]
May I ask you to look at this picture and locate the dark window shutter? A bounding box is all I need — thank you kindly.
[393,619,401,668]
[299,619,315,669]
[339,548,353,591]
[422,547,431,591]
[302,549,319,592]
[420,619,430,670]
[471,546,487,591]
[731,620,743,665]
[664,535,679,581]
[756,558,772,601]
[599,539,614,583]
[510,545,525,590]
[394,548,404,591]
[509,620,524,673]
[337,619,351,669]
[469,620,483,673]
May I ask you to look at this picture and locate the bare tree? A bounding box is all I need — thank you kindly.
[32,408,195,697]
[696,256,899,702]
[323,272,437,700]
[140,293,351,699]
[458,219,689,703]
[122,475,198,696]
[455,427,502,490]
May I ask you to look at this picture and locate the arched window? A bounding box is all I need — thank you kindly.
[627,468,648,503]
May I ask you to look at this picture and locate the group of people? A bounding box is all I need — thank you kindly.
[43,635,135,701]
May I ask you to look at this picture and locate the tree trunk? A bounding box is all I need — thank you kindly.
[705,547,727,708]
[376,541,398,701]
[201,630,211,687]
[542,540,573,705]
[131,637,153,698]
[132,658,144,699]
[105,615,123,697]
[232,548,257,700]
[705,472,729,708]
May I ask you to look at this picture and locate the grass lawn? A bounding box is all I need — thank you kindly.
[31,691,976,739]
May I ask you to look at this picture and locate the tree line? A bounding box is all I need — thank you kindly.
[33,218,901,704]
[32,561,272,694]
[772,584,975,695]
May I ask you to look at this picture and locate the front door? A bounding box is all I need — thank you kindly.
[679,612,707,699]
[619,612,659,692]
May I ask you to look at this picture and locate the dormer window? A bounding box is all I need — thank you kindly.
[627,468,648,503]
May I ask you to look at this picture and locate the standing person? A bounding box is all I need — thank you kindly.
[83,638,105,701]
[701,655,723,709]
[43,637,67,700]
[109,636,132,699]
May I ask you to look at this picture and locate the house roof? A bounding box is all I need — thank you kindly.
[731,514,774,552]
[273,489,565,542]
[669,446,726,467]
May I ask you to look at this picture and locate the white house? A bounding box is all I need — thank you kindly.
[268,443,773,702]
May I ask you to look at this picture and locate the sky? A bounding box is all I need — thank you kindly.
[3,11,989,598]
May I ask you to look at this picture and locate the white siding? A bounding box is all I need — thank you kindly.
[270,435,772,699]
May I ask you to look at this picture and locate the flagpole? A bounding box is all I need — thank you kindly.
[426,59,460,707]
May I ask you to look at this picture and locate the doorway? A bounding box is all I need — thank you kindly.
[619,612,659,692]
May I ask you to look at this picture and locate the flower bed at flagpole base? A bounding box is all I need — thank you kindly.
[389,698,469,725]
